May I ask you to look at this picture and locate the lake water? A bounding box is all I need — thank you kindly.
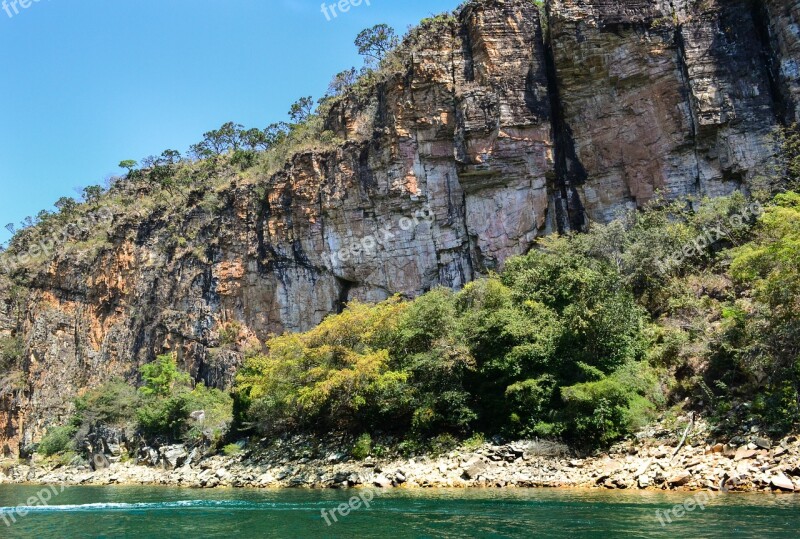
[1,485,799,538]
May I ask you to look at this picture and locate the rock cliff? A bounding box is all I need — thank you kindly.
[1,0,798,455]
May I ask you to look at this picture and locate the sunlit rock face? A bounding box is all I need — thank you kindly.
[1,0,797,454]
[548,0,783,223]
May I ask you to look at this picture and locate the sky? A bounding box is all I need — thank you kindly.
[0,0,458,243]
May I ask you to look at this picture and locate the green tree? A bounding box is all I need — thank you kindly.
[139,354,192,398]
[242,128,269,151]
[82,185,104,204]
[724,192,800,431]
[54,197,78,214]
[118,160,138,173]
[355,24,398,64]
[289,97,314,123]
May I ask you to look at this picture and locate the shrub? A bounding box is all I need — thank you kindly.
[38,425,77,456]
[139,354,192,397]
[184,382,234,445]
[223,443,243,457]
[351,433,372,460]
[236,299,410,435]
[75,378,140,426]
[463,433,485,451]
[136,395,190,441]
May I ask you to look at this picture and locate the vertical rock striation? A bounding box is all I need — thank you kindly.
[548,0,782,223]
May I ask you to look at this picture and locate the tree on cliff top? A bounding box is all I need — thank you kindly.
[355,24,398,65]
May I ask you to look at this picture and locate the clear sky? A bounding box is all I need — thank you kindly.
[0,0,458,243]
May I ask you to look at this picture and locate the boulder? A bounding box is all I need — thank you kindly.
[373,475,392,488]
[160,445,188,470]
[770,473,795,491]
[89,453,110,471]
[734,448,758,461]
[462,458,487,480]
[667,470,692,486]
[753,437,772,450]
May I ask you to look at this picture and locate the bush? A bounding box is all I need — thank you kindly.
[0,335,22,373]
[235,299,410,435]
[184,382,234,445]
[38,425,77,456]
[136,395,190,441]
[75,378,140,425]
[718,192,800,433]
[351,433,372,460]
[223,443,243,457]
[139,354,192,397]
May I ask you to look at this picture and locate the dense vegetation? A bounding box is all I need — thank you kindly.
[36,355,233,459]
[234,180,800,450]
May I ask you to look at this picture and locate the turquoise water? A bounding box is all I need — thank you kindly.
[1,485,799,538]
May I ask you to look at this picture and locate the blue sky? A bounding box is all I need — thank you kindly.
[0,0,457,243]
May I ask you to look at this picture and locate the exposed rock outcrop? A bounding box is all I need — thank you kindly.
[548,0,782,222]
[1,0,798,454]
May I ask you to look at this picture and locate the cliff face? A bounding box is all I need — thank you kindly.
[548,0,783,222]
[1,0,798,455]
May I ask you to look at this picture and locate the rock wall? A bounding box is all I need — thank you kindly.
[1,0,798,454]
[548,0,782,222]
[763,0,800,123]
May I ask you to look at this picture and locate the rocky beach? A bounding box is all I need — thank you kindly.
[3,418,799,495]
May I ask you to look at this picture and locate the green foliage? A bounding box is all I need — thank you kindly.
[223,443,243,457]
[236,298,410,435]
[54,197,78,214]
[289,97,314,123]
[137,395,190,441]
[219,321,242,347]
[184,382,234,445]
[75,378,140,425]
[236,229,656,447]
[82,185,105,205]
[561,362,660,446]
[781,124,800,190]
[118,160,138,172]
[717,192,800,433]
[38,425,77,456]
[351,433,372,460]
[429,433,459,456]
[135,355,233,443]
[355,24,399,64]
[463,433,485,450]
[0,335,22,373]
[139,354,192,398]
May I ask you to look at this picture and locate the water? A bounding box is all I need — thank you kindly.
[1,485,798,538]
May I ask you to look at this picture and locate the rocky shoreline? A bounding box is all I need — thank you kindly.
[2,420,800,494]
